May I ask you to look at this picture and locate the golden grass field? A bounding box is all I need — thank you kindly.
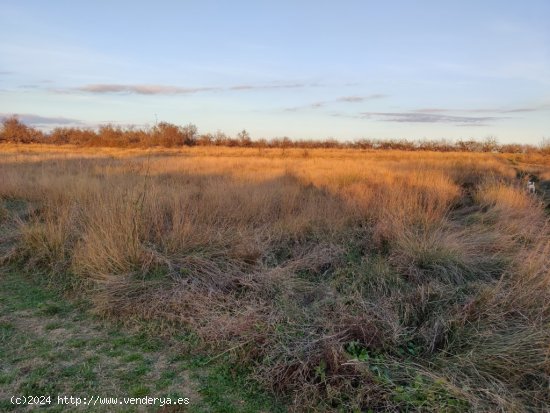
[1,143,549,412]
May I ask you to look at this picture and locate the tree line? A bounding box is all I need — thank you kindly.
[1,115,548,154]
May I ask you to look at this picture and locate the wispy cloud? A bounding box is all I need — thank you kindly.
[337,94,386,102]
[412,103,550,114]
[229,82,313,91]
[331,102,549,125]
[1,113,83,126]
[498,107,537,113]
[18,84,42,90]
[285,94,387,111]
[412,108,455,114]
[481,104,550,113]
[361,112,501,125]
[67,82,315,95]
[76,84,216,95]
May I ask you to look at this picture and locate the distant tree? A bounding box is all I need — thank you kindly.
[540,137,550,155]
[417,139,436,151]
[97,124,125,146]
[353,139,374,150]
[0,116,42,143]
[181,123,198,146]
[321,138,340,148]
[237,129,252,147]
[50,127,72,144]
[255,138,268,148]
[152,122,182,147]
[456,139,482,152]
[213,130,228,146]
[481,136,498,152]
[499,143,523,154]
[197,133,213,146]
[377,140,394,150]
[226,137,239,147]
[124,127,148,146]
[280,137,292,149]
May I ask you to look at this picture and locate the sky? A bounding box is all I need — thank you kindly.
[1,1,549,144]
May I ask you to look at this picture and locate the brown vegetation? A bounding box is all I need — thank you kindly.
[2,115,549,153]
[1,143,549,411]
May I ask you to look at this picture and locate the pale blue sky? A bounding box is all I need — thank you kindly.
[1,1,549,143]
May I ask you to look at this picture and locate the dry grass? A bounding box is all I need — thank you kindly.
[1,143,549,412]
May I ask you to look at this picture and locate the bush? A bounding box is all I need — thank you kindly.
[1,116,43,143]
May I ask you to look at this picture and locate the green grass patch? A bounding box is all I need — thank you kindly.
[0,267,286,412]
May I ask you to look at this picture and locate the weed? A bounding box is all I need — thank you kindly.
[1,145,548,411]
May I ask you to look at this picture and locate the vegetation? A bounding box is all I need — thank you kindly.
[0,268,283,412]
[2,115,550,154]
[1,143,549,412]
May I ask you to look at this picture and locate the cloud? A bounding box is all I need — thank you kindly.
[337,96,364,102]
[361,112,501,124]
[310,102,325,108]
[412,108,453,113]
[69,82,314,95]
[337,94,387,102]
[455,107,541,114]
[76,84,217,95]
[496,104,550,113]
[1,113,83,126]
[412,103,550,114]
[229,84,258,91]
[18,84,42,89]
[332,102,549,125]
[285,94,387,111]
[229,82,311,91]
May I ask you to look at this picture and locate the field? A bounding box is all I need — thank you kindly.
[1,144,549,412]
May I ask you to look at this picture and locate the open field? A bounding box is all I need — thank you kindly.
[0,266,284,413]
[1,144,549,412]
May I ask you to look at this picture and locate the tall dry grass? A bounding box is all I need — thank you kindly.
[0,144,549,411]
